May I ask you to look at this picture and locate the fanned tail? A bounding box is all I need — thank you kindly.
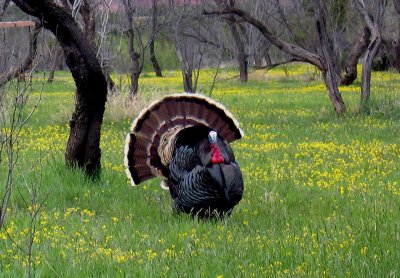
[124,93,243,186]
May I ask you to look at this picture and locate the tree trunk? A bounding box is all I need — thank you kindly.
[182,66,194,93]
[12,0,108,176]
[47,47,63,83]
[123,0,142,97]
[80,0,96,42]
[150,0,162,77]
[0,21,41,87]
[104,64,116,94]
[150,39,163,77]
[175,42,194,93]
[129,53,140,97]
[205,6,347,113]
[228,21,248,82]
[126,26,140,97]
[322,69,346,114]
[212,0,248,82]
[360,37,381,110]
[355,0,383,112]
[316,8,346,115]
[340,26,371,85]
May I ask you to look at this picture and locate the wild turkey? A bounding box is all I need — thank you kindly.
[124,93,244,218]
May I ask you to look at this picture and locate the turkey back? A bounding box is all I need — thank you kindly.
[124,93,243,186]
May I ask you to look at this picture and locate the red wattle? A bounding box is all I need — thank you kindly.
[210,144,224,164]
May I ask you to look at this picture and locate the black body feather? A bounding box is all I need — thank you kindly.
[169,127,243,217]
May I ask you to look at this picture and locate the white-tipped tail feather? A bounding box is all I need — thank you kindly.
[124,93,243,186]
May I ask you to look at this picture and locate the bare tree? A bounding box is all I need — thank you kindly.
[354,0,387,111]
[11,0,108,176]
[204,1,347,114]
[122,0,164,96]
[213,0,249,82]
[0,76,41,229]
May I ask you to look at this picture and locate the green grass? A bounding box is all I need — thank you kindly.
[1,65,400,277]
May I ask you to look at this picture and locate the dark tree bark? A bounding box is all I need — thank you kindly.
[12,0,108,176]
[0,21,41,87]
[340,26,371,85]
[60,0,115,93]
[150,0,162,77]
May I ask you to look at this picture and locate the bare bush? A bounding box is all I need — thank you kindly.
[0,73,41,229]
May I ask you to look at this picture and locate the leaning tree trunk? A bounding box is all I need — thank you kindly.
[322,69,346,114]
[12,0,108,176]
[316,13,346,114]
[341,26,371,85]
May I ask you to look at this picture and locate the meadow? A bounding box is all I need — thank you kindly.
[0,64,399,277]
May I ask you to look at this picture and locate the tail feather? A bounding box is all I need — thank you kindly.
[124,93,243,186]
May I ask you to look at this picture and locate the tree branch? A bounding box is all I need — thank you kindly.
[203,7,323,69]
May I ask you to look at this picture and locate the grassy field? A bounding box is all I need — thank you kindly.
[1,65,399,277]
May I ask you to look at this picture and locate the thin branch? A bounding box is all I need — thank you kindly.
[252,58,302,70]
[203,8,324,69]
